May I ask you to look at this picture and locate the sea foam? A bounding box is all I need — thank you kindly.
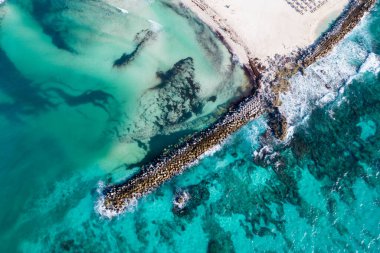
[95,181,138,219]
[278,11,379,139]
[358,53,380,75]
[116,7,128,14]
[279,39,370,139]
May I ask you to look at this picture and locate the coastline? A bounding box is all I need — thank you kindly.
[301,0,376,67]
[179,0,349,64]
[179,0,375,85]
[100,0,376,217]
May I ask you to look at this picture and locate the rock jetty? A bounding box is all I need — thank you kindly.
[100,0,376,216]
[302,0,376,67]
[102,93,268,213]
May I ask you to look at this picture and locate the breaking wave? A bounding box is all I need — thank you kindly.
[279,18,378,139]
[359,53,380,74]
[95,181,138,219]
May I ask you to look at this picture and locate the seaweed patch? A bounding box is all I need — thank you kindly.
[113,29,156,67]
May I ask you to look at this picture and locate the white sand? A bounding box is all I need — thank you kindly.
[181,0,349,63]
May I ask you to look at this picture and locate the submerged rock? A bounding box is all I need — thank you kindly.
[113,30,155,67]
[172,181,210,218]
[140,57,203,128]
[172,190,190,211]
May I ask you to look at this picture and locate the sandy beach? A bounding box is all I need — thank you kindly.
[180,0,349,63]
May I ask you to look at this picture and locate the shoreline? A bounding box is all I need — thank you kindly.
[178,0,252,65]
[301,0,376,67]
[180,0,375,84]
[100,0,376,217]
[179,0,349,65]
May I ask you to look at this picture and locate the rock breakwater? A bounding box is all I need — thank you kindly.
[99,0,376,217]
[301,0,376,67]
[102,93,268,214]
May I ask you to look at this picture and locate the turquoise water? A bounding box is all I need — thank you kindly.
[0,0,379,252]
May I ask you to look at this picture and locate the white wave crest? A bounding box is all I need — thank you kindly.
[358,53,380,75]
[116,7,128,14]
[180,142,224,172]
[95,197,121,219]
[245,118,268,149]
[95,181,138,219]
[279,39,369,137]
[96,196,139,219]
[199,143,223,159]
[173,190,190,209]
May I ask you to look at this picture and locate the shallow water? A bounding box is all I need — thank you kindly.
[0,0,380,252]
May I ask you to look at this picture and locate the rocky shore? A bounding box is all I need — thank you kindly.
[100,0,376,216]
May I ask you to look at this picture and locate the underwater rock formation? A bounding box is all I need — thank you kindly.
[113,29,156,67]
[148,57,203,126]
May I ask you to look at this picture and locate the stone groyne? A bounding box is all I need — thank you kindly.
[301,0,376,67]
[102,94,268,213]
[100,0,376,216]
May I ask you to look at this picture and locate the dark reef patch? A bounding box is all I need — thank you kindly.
[0,48,117,121]
[22,0,119,53]
[0,48,54,119]
[144,57,203,127]
[207,95,217,102]
[267,107,287,140]
[204,218,236,253]
[207,238,235,253]
[45,88,115,113]
[172,180,210,219]
[290,72,380,186]
[123,57,205,169]
[113,29,155,68]
[29,0,76,52]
